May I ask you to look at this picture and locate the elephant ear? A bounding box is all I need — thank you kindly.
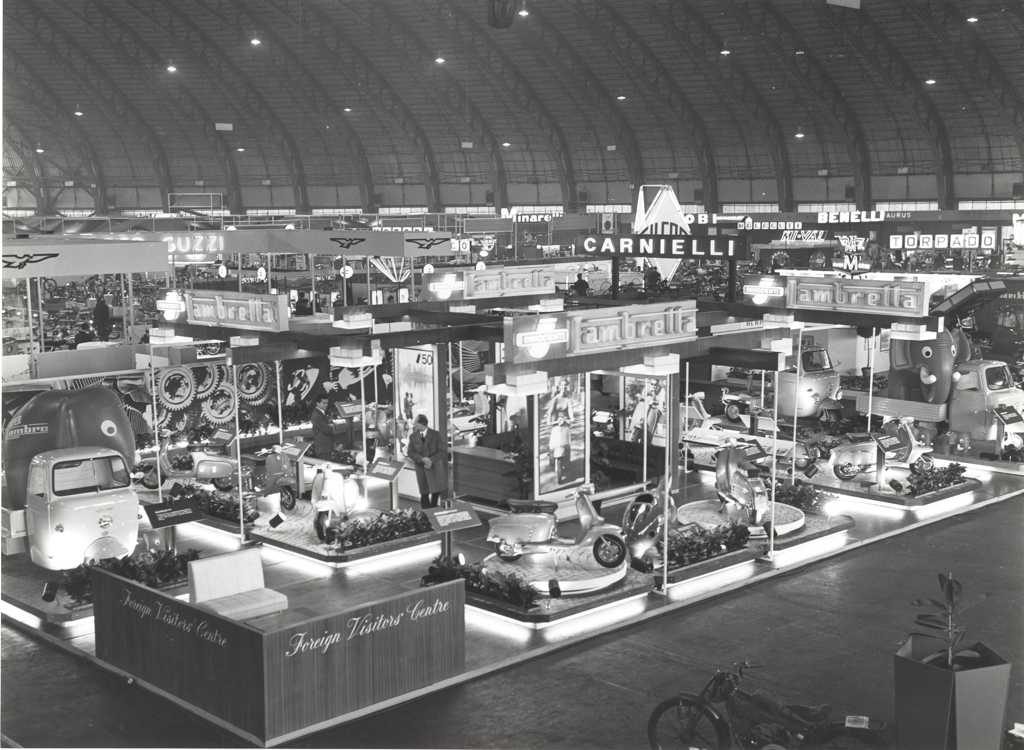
[890,339,913,369]
[55,394,78,449]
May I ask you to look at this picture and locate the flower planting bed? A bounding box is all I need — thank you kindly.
[251,509,439,563]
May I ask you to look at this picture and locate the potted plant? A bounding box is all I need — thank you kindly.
[893,572,1011,750]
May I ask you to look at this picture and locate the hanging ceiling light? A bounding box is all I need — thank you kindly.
[250,37,262,46]
[166,63,177,73]
[434,56,446,64]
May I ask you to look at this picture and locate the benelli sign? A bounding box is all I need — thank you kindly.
[184,290,290,332]
[505,300,697,364]
[787,278,928,317]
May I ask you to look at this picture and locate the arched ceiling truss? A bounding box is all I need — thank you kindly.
[817,2,955,209]
[74,0,243,213]
[729,0,872,209]
[647,0,794,210]
[566,0,719,209]
[904,0,1024,178]
[527,5,644,191]
[427,0,577,206]
[4,3,175,205]
[4,55,110,210]
[203,0,376,211]
[141,0,311,212]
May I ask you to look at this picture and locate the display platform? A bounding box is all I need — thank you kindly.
[930,451,1024,476]
[675,500,806,536]
[462,565,652,624]
[0,554,100,625]
[806,471,982,507]
[481,550,629,597]
[250,514,441,565]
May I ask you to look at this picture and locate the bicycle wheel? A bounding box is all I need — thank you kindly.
[647,696,727,750]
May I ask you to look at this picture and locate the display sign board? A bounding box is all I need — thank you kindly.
[144,499,203,529]
[741,275,788,307]
[268,229,454,257]
[184,290,290,332]
[786,277,929,318]
[422,501,483,533]
[504,300,697,365]
[993,404,1023,426]
[421,265,557,302]
[367,459,406,481]
[574,234,744,260]
[2,237,169,278]
[874,434,904,453]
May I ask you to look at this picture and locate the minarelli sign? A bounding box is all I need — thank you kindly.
[575,235,743,259]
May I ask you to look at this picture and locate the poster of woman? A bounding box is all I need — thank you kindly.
[537,374,585,493]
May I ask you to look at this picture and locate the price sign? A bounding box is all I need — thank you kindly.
[144,500,203,529]
[451,238,472,253]
[367,459,406,482]
[994,404,1023,425]
[423,501,482,533]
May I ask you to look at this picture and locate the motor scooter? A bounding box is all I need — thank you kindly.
[310,466,377,542]
[715,445,770,525]
[485,487,628,569]
[139,429,243,491]
[829,419,933,480]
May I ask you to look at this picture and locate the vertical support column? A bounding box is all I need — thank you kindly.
[611,257,620,299]
[660,367,680,593]
[409,256,416,301]
[309,253,317,315]
[866,327,877,432]
[237,253,243,293]
[36,278,45,352]
[441,342,454,558]
[790,331,802,482]
[275,360,284,446]
[25,278,36,361]
[366,257,372,305]
[768,363,780,562]
[149,346,163,505]
[232,363,246,547]
[127,274,136,343]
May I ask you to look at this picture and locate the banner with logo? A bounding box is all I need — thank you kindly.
[2,237,169,279]
[184,290,290,332]
[504,300,698,365]
[420,265,557,302]
[786,278,929,318]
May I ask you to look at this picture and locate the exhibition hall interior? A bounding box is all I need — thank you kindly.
[2,0,1023,748]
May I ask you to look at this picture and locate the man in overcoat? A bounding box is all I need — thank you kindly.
[406,414,447,508]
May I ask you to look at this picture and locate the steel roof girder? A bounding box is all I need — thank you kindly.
[138,0,310,212]
[4,4,173,203]
[75,0,243,213]
[429,0,576,205]
[821,3,954,209]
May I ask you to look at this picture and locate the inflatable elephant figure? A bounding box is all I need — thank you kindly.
[2,387,136,510]
[887,329,965,405]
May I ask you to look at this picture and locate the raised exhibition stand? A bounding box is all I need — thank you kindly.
[91,568,465,746]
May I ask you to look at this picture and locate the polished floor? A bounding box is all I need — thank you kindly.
[2,498,1021,749]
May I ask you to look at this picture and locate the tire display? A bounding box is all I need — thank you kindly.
[155,366,196,411]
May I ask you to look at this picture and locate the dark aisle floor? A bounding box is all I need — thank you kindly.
[2,499,1022,750]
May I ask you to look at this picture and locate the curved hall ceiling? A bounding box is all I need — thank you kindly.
[3,0,1022,214]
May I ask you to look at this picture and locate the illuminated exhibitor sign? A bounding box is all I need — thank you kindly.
[816,210,886,224]
[786,278,928,318]
[576,235,741,259]
[465,266,556,299]
[184,290,290,332]
[741,275,788,308]
[505,300,697,364]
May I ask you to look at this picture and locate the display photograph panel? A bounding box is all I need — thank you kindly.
[537,374,586,494]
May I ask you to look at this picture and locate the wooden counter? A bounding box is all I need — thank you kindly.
[452,445,521,502]
[92,568,464,746]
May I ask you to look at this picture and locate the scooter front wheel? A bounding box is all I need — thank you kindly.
[647,696,727,750]
[593,533,627,568]
[833,462,860,481]
[279,485,296,512]
[314,511,330,542]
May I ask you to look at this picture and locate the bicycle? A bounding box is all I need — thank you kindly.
[647,661,888,749]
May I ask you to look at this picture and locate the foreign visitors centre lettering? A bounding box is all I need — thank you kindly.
[118,587,229,647]
[283,597,452,657]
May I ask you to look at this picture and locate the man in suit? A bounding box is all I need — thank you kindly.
[310,394,343,459]
[406,414,447,508]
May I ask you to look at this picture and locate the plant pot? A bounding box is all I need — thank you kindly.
[894,635,1011,750]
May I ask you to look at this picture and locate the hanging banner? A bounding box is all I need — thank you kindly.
[741,275,789,308]
[786,277,929,318]
[504,300,697,365]
[184,290,290,332]
[266,230,454,257]
[2,237,169,278]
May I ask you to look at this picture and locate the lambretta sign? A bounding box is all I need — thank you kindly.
[465,266,556,299]
[184,290,290,332]
[506,300,697,364]
[787,278,928,317]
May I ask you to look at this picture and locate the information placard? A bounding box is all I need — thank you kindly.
[367,459,406,482]
[994,404,1023,426]
[144,500,203,529]
[423,501,482,533]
